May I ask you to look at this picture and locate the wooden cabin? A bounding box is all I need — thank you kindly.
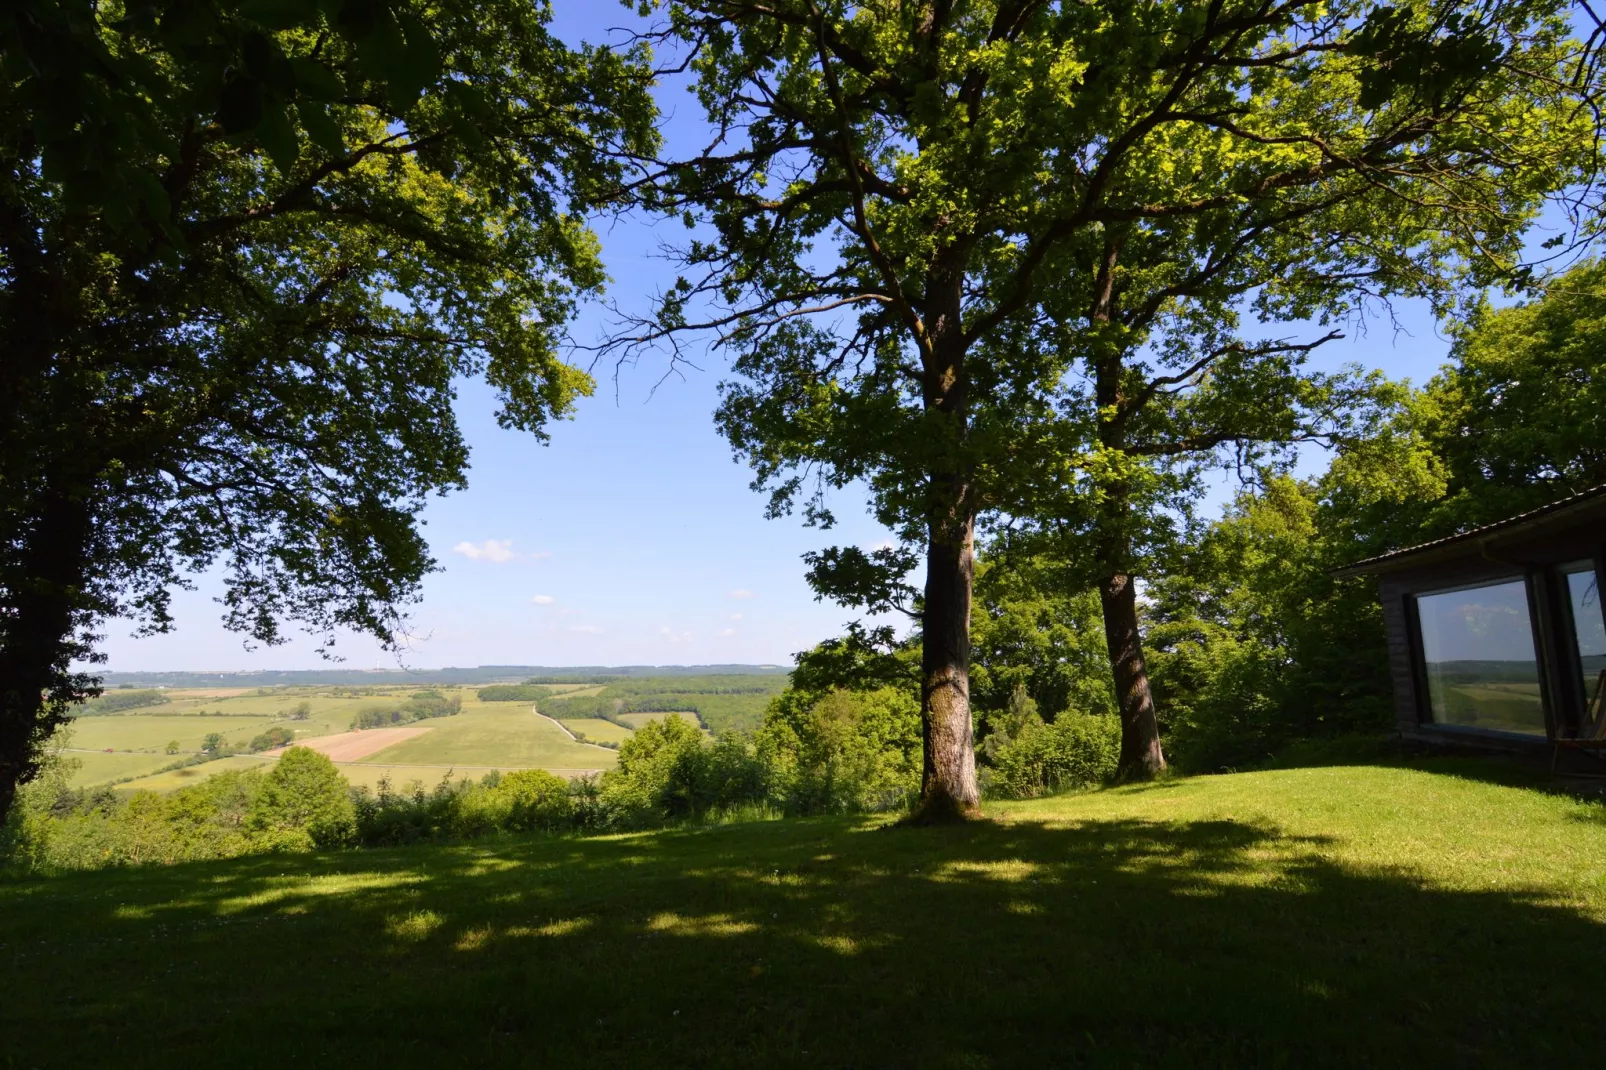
[1336,486,1606,759]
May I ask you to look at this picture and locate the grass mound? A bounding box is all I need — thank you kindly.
[4,761,1604,1065]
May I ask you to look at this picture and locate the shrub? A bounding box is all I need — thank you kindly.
[756,687,921,815]
[251,748,355,847]
[599,715,716,827]
[248,726,296,752]
[494,770,574,831]
[986,713,1120,800]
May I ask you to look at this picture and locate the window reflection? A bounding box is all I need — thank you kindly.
[1416,579,1546,735]
[1565,564,1606,711]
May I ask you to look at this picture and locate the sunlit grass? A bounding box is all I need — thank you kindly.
[4,760,1605,1065]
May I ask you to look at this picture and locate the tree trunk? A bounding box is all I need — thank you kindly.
[907,256,980,823]
[1100,567,1165,779]
[0,491,94,827]
[1086,238,1164,779]
[914,514,981,821]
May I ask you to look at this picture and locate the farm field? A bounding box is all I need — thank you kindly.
[553,717,633,744]
[65,714,288,754]
[62,751,180,788]
[355,701,617,769]
[116,755,275,792]
[5,761,1605,1065]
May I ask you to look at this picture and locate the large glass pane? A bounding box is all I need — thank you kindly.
[1565,564,1606,717]
[1416,579,1546,735]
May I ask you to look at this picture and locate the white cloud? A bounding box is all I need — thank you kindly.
[453,539,516,564]
[568,624,603,634]
[659,626,694,644]
[717,627,737,638]
[529,550,553,560]
[727,589,756,600]
[530,594,556,605]
[729,613,744,621]
[867,539,898,552]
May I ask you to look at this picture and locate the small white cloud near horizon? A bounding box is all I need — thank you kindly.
[727,588,756,600]
[659,626,694,644]
[452,539,516,564]
[568,624,603,634]
[530,594,556,605]
[717,627,737,638]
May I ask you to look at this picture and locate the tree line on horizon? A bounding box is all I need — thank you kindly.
[3,0,1606,827]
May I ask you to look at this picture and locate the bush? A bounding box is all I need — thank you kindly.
[250,748,355,847]
[986,713,1120,800]
[248,726,296,752]
[494,769,574,831]
[599,715,718,827]
[756,687,921,815]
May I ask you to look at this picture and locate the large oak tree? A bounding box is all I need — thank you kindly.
[614,0,1594,809]
[0,1,655,822]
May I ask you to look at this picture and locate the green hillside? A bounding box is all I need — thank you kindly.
[5,762,1604,1065]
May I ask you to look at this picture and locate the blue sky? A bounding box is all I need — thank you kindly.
[95,3,1485,672]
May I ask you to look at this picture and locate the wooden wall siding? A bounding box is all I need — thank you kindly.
[1378,578,1420,732]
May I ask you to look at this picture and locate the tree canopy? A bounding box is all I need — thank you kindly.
[614,0,1596,805]
[0,0,656,821]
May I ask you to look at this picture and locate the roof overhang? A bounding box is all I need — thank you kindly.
[1332,484,1606,579]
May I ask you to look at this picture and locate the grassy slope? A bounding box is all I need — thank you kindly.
[356,701,618,770]
[5,761,1606,1066]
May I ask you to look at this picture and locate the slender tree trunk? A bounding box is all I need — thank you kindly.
[915,512,980,820]
[0,491,94,826]
[1087,236,1164,780]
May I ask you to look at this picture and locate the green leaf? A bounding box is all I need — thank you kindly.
[289,57,346,102]
[297,100,345,157]
[218,76,266,135]
[255,102,301,173]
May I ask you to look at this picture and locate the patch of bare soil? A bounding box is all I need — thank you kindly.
[269,725,434,762]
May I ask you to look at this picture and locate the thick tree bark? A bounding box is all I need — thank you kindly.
[0,491,93,826]
[906,256,981,822]
[1100,566,1166,780]
[915,514,981,820]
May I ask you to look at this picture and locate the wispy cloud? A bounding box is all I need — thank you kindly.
[659,626,694,644]
[726,589,756,600]
[729,613,744,621]
[529,550,553,560]
[717,627,737,638]
[568,624,603,634]
[453,539,516,564]
[530,594,556,605]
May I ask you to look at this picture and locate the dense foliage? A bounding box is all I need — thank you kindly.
[0,0,656,824]
[76,689,171,716]
[349,691,461,730]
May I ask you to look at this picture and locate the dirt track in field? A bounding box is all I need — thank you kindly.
[270,725,434,762]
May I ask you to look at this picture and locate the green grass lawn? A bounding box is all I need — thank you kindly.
[358,701,618,769]
[5,760,1605,1066]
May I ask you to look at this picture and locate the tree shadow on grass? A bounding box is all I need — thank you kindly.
[4,813,1605,1068]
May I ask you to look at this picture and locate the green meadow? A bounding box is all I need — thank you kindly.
[5,761,1604,1065]
[348,699,617,770]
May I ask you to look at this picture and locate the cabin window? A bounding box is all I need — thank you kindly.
[1563,562,1606,714]
[1415,578,1546,736]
